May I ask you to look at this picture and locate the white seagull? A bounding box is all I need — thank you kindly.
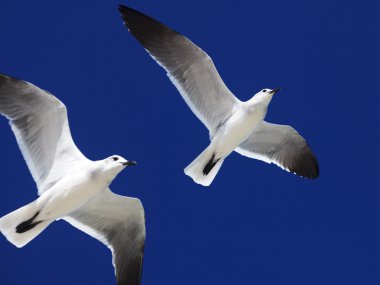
[0,74,145,285]
[119,5,319,186]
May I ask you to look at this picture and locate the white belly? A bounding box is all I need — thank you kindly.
[213,108,265,156]
[36,172,105,220]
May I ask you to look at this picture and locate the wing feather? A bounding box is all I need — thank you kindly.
[64,189,145,285]
[235,121,319,179]
[119,5,239,132]
[0,74,87,194]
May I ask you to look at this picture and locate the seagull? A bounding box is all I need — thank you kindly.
[0,74,145,285]
[118,5,319,186]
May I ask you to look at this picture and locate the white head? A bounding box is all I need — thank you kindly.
[100,155,137,180]
[251,88,281,104]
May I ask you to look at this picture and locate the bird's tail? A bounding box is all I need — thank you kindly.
[184,146,224,186]
[0,200,52,248]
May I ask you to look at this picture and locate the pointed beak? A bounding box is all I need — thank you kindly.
[122,160,137,166]
[269,88,281,94]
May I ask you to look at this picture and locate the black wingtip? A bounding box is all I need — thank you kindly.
[311,156,320,179]
[0,73,12,81]
[0,73,23,89]
[118,4,131,15]
[117,4,180,35]
[291,149,320,180]
[118,4,147,23]
[305,148,319,179]
[0,74,9,87]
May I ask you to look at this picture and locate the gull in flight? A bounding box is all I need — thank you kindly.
[0,74,145,285]
[119,5,319,186]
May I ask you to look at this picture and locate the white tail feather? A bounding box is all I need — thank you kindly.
[0,201,52,248]
[184,147,224,186]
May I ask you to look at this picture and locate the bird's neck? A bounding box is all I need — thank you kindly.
[90,162,117,187]
[245,98,269,114]
[247,93,273,106]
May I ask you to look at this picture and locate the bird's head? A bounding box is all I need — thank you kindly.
[247,88,280,109]
[255,88,280,101]
[101,155,137,177]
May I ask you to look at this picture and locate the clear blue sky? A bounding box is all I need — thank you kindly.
[0,0,379,284]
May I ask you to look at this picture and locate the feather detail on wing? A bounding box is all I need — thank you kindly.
[235,121,319,179]
[64,189,145,285]
[0,74,87,194]
[119,5,239,133]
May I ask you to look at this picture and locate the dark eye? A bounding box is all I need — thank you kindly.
[113,157,118,161]
[263,89,267,93]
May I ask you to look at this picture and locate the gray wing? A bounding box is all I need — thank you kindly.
[235,121,319,179]
[64,189,145,285]
[119,5,239,133]
[0,74,87,194]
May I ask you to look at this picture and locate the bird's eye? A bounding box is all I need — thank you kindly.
[113,157,118,161]
[263,89,267,93]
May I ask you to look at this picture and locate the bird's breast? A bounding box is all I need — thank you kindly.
[37,173,106,220]
[213,110,263,155]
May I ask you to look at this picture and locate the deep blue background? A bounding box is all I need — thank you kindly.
[1,0,379,284]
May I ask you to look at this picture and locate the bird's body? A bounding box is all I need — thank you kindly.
[1,158,130,248]
[213,101,268,153]
[119,5,319,186]
[33,161,112,221]
[184,92,274,185]
[0,73,144,285]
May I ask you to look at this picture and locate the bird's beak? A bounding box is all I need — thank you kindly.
[269,88,281,94]
[122,160,137,166]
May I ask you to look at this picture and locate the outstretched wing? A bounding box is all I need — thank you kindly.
[64,189,146,285]
[235,121,319,179]
[0,74,87,194]
[119,5,239,133]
